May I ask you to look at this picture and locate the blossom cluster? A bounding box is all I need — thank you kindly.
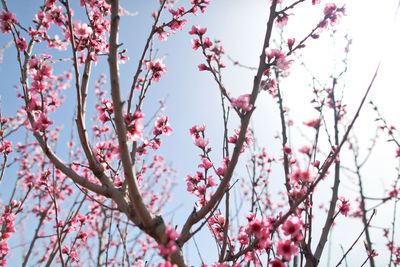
[185,124,231,207]
[27,55,71,132]
[144,59,167,82]
[0,11,17,33]
[189,25,226,72]
[228,126,254,153]
[124,111,145,141]
[0,140,12,155]
[231,94,252,114]
[266,49,293,72]
[96,98,114,124]
[137,115,174,155]
[153,0,210,42]
[55,213,90,263]
[321,3,345,28]
[0,201,19,267]
[337,196,351,216]
[158,227,180,259]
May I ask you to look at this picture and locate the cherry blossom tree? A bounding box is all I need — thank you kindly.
[0,0,399,266]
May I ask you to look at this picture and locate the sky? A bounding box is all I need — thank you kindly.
[1,0,400,266]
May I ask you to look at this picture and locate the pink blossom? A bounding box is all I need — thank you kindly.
[0,210,15,267]
[304,118,321,129]
[215,166,226,176]
[191,0,210,13]
[389,183,399,199]
[276,13,289,28]
[45,0,56,8]
[282,145,291,156]
[69,248,80,262]
[28,56,41,70]
[282,216,303,237]
[64,226,75,233]
[299,146,311,157]
[266,49,293,71]
[0,11,17,33]
[198,158,212,170]
[186,180,195,193]
[38,62,53,80]
[276,56,292,71]
[158,226,180,259]
[338,196,351,216]
[0,140,13,154]
[277,239,298,261]
[155,26,171,41]
[291,168,314,183]
[195,137,209,149]
[169,19,187,33]
[153,116,173,136]
[202,37,213,49]
[15,38,27,51]
[269,257,285,267]
[322,4,345,27]
[368,250,378,257]
[144,59,167,82]
[188,25,207,36]
[169,7,185,19]
[75,22,93,38]
[238,233,249,245]
[125,111,144,141]
[246,212,255,221]
[245,218,270,239]
[191,38,201,50]
[128,119,143,141]
[78,232,88,241]
[157,262,175,267]
[119,54,129,64]
[61,245,69,254]
[244,252,260,264]
[266,49,284,62]
[231,94,252,112]
[287,38,295,51]
[324,4,338,16]
[207,175,217,187]
[31,113,53,132]
[229,127,253,153]
[198,63,209,71]
[191,0,210,5]
[209,212,224,230]
[97,98,113,124]
[396,148,400,158]
[189,124,206,139]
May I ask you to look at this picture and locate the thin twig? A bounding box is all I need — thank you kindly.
[335,209,376,266]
